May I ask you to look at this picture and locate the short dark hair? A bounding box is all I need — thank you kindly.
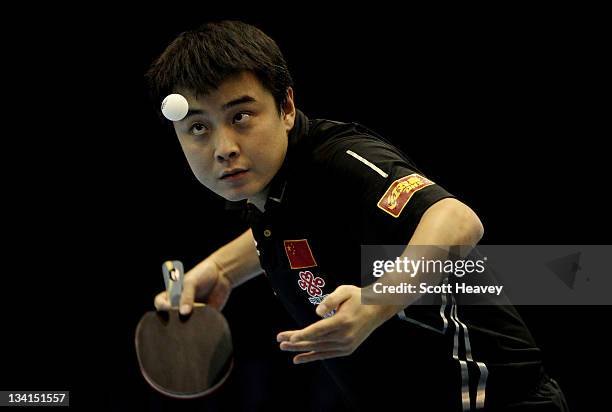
[146,20,293,115]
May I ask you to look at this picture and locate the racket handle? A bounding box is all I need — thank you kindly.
[162,260,184,308]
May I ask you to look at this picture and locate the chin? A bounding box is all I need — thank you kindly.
[207,177,265,202]
[218,184,258,202]
[221,191,248,202]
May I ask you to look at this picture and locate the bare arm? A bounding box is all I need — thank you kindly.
[368,197,486,320]
[408,197,484,246]
[154,228,263,313]
[206,228,264,288]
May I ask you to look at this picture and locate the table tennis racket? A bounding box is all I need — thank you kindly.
[135,260,233,399]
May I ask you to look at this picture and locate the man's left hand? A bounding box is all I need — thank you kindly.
[276,285,400,364]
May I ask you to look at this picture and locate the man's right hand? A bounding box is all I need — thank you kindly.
[153,258,232,315]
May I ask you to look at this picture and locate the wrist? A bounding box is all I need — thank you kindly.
[205,256,234,289]
[373,303,405,323]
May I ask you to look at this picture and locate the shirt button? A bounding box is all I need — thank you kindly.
[263,229,272,237]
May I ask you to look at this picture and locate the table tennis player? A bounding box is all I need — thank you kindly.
[147,20,568,411]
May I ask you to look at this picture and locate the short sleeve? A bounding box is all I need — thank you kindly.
[318,137,455,244]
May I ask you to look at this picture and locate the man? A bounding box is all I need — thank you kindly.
[147,21,568,411]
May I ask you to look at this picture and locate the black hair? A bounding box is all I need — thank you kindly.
[146,20,293,116]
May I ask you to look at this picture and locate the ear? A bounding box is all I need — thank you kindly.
[281,87,296,132]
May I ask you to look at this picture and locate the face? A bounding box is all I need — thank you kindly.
[172,72,295,203]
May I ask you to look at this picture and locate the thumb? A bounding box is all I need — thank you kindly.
[316,285,352,317]
[179,279,196,315]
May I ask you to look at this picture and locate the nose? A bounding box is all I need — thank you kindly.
[214,131,240,163]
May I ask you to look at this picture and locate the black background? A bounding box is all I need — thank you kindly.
[2,5,609,411]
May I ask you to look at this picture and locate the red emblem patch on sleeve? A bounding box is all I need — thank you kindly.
[377,174,434,218]
[284,239,318,269]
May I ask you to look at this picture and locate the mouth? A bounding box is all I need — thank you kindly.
[220,169,249,180]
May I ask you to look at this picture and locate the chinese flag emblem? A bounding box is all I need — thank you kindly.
[284,239,318,269]
[377,174,434,218]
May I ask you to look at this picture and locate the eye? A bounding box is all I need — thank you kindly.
[189,122,208,136]
[233,112,252,124]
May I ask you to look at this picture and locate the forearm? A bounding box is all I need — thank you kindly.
[369,198,485,321]
[408,198,484,246]
[204,229,264,288]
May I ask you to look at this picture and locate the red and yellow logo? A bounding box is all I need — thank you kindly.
[377,174,434,218]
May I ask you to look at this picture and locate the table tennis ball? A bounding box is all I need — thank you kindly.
[161,94,189,121]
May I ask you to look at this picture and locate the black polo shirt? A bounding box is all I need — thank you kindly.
[227,110,545,410]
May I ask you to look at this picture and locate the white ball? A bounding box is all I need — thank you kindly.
[161,94,189,121]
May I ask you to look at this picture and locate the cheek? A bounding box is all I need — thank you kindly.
[249,138,284,169]
[258,124,288,158]
[271,128,289,161]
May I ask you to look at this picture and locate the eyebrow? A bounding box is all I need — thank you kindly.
[183,95,257,120]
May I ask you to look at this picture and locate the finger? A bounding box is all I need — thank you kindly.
[277,328,338,343]
[207,292,225,311]
[293,350,348,364]
[207,280,230,311]
[154,291,170,311]
[289,316,342,343]
[316,285,353,317]
[277,330,300,342]
[280,339,345,353]
[179,278,196,315]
